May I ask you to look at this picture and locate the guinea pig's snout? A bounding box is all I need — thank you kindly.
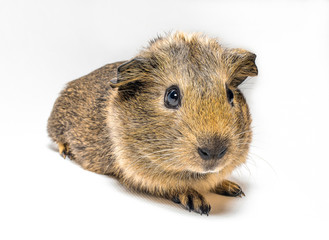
[197,146,227,161]
[197,137,228,161]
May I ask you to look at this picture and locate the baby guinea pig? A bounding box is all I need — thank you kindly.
[48,32,258,215]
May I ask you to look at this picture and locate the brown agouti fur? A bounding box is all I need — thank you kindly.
[48,32,258,215]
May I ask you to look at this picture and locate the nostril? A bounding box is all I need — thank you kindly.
[217,147,228,159]
[198,137,229,161]
[198,146,228,161]
[198,147,211,160]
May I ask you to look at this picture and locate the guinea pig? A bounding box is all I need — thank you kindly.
[47,32,258,215]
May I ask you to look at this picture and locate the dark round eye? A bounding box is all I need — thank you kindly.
[164,86,181,109]
[226,87,234,106]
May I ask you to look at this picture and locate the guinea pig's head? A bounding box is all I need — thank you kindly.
[109,32,257,177]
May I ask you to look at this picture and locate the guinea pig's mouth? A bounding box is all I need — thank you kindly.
[199,160,224,174]
[202,169,220,174]
[199,158,230,174]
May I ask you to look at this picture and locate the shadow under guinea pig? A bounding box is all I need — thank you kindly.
[48,142,58,152]
[110,176,249,216]
[49,140,249,216]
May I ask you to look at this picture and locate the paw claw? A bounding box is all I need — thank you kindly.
[172,190,211,216]
[199,204,211,215]
[212,180,245,198]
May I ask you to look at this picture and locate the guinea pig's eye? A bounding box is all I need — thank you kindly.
[164,86,181,109]
[226,87,234,107]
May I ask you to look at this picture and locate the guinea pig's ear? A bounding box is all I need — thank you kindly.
[110,58,148,88]
[223,48,258,88]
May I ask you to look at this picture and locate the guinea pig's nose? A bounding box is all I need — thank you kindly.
[197,145,228,161]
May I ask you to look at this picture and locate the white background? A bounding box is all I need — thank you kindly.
[1,0,329,239]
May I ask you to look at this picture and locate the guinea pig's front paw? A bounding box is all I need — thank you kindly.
[211,180,245,197]
[172,189,211,215]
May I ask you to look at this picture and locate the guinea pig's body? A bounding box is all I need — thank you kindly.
[48,32,258,215]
